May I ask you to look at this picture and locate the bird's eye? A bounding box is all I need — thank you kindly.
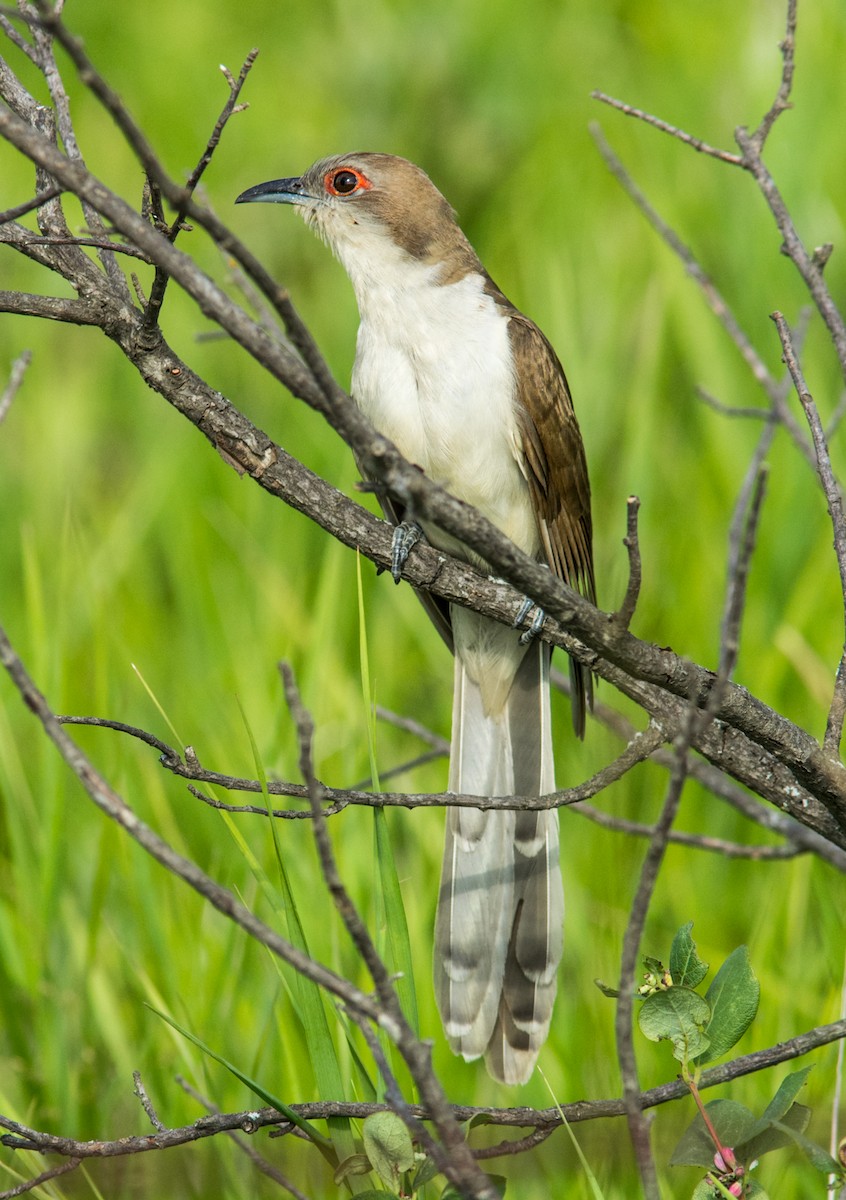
[325,168,370,196]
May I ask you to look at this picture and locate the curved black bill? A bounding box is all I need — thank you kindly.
[235,177,312,206]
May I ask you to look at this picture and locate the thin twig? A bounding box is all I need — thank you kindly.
[142,48,259,329]
[615,751,688,1199]
[175,1077,312,1200]
[133,1071,165,1132]
[773,311,846,753]
[62,706,665,812]
[719,464,768,682]
[0,185,61,223]
[575,803,801,860]
[614,495,642,631]
[589,126,814,466]
[0,1157,81,1199]
[2,1019,844,1158]
[751,0,798,151]
[591,91,743,165]
[16,234,152,259]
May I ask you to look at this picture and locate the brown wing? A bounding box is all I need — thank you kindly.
[508,312,595,735]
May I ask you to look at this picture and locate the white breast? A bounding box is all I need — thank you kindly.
[344,240,538,560]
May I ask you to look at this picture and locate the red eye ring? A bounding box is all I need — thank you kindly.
[325,168,371,196]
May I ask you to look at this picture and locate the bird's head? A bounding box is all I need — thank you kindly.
[236,152,478,284]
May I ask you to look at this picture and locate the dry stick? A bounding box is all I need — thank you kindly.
[132,1071,165,1133]
[25,0,128,301]
[141,48,259,330]
[730,0,845,383]
[0,1158,82,1200]
[278,663,500,1200]
[751,0,798,153]
[3,1020,844,1162]
[0,185,61,223]
[773,312,846,753]
[14,234,152,259]
[57,708,829,864]
[615,444,768,1195]
[590,92,744,166]
[616,754,688,1200]
[175,1077,312,1200]
[58,711,666,813]
[16,2,342,408]
[589,121,814,468]
[736,124,846,382]
[575,804,801,861]
[614,495,642,631]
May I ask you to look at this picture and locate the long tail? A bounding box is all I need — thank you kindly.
[434,627,563,1085]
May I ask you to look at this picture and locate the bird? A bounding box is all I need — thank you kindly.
[236,154,595,1084]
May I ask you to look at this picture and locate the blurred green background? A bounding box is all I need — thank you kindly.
[1,0,845,1196]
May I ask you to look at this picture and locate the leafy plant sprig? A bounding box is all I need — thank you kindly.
[600,923,844,1198]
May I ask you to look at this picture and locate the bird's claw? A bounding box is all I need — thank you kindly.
[391,521,423,584]
[514,596,546,644]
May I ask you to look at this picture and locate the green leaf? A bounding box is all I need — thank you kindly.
[770,1120,843,1176]
[669,921,709,989]
[638,987,711,1064]
[693,946,759,1065]
[594,978,621,998]
[670,1099,760,1167]
[760,1066,813,1124]
[362,1112,416,1190]
[739,1102,811,1162]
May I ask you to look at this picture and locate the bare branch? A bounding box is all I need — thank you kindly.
[2,1019,843,1158]
[1,80,843,830]
[575,804,803,861]
[733,130,846,379]
[616,748,688,1198]
[751,0,798,151]
[613,494,642,631]
[590,91,743,165]
[773,311,846,753]
[0,185,61,223]
[175,1078,312,1200]
[132,1072,165,1133]
[58,710,668,813]
[0,1157,81,1199]
[720,464,768,681]
[142,47,260,329]
[589,121,816,466]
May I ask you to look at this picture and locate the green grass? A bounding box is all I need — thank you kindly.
[1,0,846,1196]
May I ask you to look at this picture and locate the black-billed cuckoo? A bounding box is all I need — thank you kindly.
[237,154,595,1084]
